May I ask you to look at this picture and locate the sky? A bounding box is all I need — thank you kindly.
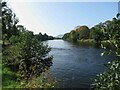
[7,0,119,36]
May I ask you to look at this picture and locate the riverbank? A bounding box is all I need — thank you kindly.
[77,39,95,46]
[77,39,115,49]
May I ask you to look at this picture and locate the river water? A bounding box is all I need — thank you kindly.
[45,40,116,88]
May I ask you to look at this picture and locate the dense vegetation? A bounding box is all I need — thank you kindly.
[92,13,120,90]
[2,2,55,88]
[63,25,90,42]
[63,18,119,46]
[34,32,54,41]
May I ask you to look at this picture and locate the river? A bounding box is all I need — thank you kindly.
[45,40,116,88]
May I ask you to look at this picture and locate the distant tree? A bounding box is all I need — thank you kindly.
[42,33,48,41]
[77,26,90,39]
[69,30,78,42]
[35,33,54,41]
[48,36,54,40]
[38,32,43,40]
[62,33,69,40]
[63,25,90,42]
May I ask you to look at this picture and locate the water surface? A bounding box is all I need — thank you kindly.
[46,40,116,88]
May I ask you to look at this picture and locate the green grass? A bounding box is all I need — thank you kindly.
[2,65,56,89]
[2,65,21,89]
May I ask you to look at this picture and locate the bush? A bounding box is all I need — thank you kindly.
[2,2,54,88]
[92,13,120,90]
[92,60,120,90]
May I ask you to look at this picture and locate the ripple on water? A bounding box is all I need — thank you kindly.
[47,40,117,88]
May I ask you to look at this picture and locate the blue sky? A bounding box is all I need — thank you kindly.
[8,1,118,36]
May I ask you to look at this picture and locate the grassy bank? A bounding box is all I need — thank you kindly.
[2,65,56,89]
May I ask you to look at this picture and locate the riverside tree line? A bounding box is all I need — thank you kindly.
[63,17,120,46]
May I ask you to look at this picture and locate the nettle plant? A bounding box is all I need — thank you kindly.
[92,13,120,90]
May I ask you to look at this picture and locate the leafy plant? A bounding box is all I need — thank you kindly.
[92,13,120,90]
[2,2,54,88]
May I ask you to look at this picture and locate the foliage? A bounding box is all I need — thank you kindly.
[22,71,56,88]
[2,2,54,88]
[92,13,120,90]
[92,60,120,90]
[3,29,53,78]
[35,33,54,41]
[2,65,56,89]
[62,25,90,42]
[69,30,78,42]
[2,2,19,41]
[62,33,70,40]
[76,25,90,39]
[90,24,104,44]
[2,65,21,88]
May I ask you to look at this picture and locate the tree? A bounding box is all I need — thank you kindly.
[62,33,70,40]
[18,30,53,79]
[92,13,120,90]
[69,30,78,42]
[2,2,19,41]
[2,1,53,84]
[42,33,48,41]
[76,25,90,39]
[63,25,90,42]
[35,33,54,41]
[90,24,104,44]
